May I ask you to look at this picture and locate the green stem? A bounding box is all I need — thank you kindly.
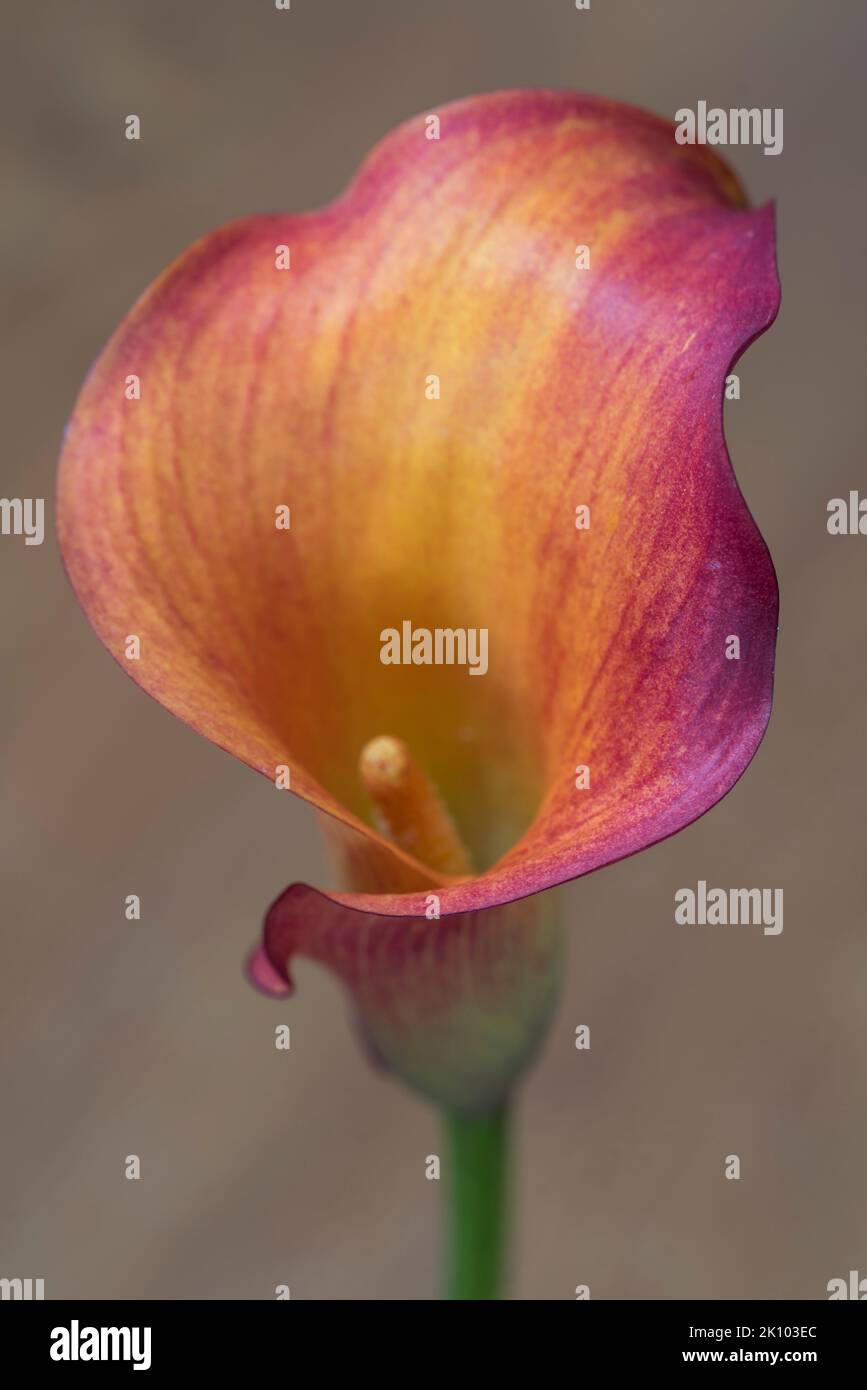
[443,1101,510,1299]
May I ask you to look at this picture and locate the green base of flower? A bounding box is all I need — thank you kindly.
[443,1102,509,1299]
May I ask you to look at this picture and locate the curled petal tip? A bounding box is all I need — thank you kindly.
[245,943,292,998]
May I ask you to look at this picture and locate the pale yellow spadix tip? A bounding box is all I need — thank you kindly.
[358,735,473,878]
[359,735,413,791]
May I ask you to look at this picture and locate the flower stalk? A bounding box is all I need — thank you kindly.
[443,1102,510,1300]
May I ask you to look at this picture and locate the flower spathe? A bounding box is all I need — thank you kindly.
[58,90,779,1109]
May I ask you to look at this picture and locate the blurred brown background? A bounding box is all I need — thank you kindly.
[1,0,865,1300]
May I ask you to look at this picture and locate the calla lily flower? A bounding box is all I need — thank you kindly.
[58,89,778,1295]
